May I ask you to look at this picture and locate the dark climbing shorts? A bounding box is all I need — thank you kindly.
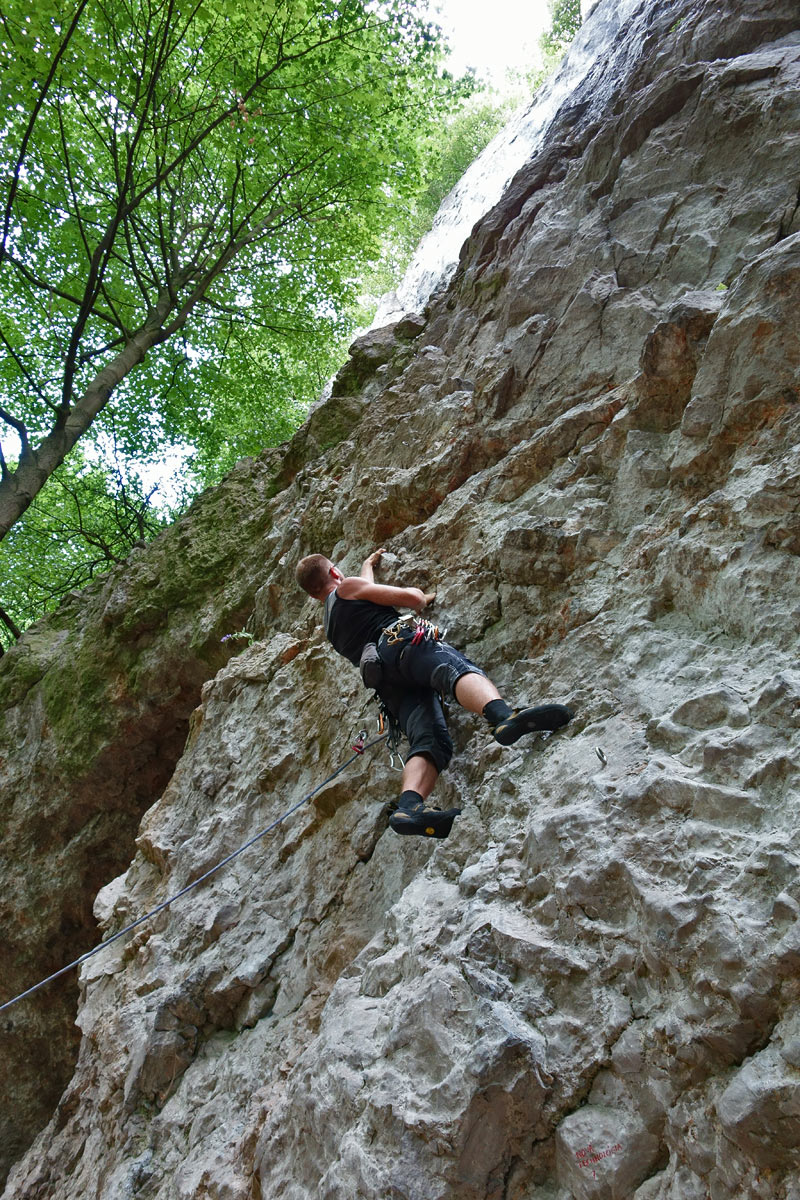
[376,633,487,773]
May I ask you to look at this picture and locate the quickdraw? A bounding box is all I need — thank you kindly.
[377,704,405,771]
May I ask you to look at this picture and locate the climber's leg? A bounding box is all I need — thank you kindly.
[400,752,438,801]
[387,693,461,839]
[452,671,573,742]
[482,697,574,744]
[453,671,501,712]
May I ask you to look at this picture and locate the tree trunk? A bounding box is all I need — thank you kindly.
[0,329,162,540]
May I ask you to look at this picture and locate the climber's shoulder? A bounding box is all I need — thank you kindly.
[337,578,423,610]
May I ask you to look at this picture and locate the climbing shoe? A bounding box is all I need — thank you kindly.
[389,806,462,839]
[490,704,573,746]
[388,792,462,839]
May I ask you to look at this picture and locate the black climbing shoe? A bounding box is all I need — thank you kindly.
[389,806,461,838]
[492,704,573,746]
[388,797,462,839]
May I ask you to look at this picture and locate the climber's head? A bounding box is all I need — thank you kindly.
[295,553,341,600]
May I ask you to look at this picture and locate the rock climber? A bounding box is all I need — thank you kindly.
[295,548,573,839]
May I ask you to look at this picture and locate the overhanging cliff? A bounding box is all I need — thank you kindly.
[2,0,800,1197]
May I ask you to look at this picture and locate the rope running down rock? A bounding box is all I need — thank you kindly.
[0,733,388,1014]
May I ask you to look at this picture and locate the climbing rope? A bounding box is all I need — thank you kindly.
[0,733,388,1015]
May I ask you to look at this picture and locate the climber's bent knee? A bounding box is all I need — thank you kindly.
[401,694,453,773]
[429,650,487,703]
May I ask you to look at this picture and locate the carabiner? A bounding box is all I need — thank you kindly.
[387,749,406,772]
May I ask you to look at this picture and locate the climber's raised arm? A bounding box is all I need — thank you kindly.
[337,575,434,611]
[294,550,433,610]
[340,548,433,609]
[359,548,385,582]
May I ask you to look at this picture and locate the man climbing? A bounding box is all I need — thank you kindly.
[295,548,572,840]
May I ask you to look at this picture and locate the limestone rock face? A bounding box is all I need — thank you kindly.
[2,0,800,1197]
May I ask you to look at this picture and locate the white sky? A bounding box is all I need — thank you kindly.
[431,0,555,84]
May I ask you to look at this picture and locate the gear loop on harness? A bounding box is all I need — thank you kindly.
[380,614,446,648]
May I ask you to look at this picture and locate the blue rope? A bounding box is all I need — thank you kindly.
[0,734,387,1015]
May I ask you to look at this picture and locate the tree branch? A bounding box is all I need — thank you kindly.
[0,604,22,642]
[0,0,92,258]
[56,98,93,266]
[2,251,120,330]
[75,331,128,367]
[57,0,186,410]
[0,331,56,419]
[53,474,126,564]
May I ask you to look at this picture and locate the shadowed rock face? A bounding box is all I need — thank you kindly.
[2,0,800,1196]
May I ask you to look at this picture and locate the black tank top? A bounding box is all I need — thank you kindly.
[324,590,399,666]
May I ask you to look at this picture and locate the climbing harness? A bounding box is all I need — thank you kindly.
[381,614,446,647]
[0,733,388,1016]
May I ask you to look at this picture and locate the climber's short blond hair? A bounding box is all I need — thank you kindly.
[295,554,332,597]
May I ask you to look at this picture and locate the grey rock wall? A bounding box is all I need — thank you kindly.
[2,0,800,1197]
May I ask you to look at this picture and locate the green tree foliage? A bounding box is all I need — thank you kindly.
[0,448,171,644]
[541,0,582,56]
[355,89,513,317]
[534,0,582,83]
[0,0,464,647]
[0,0,458,530]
